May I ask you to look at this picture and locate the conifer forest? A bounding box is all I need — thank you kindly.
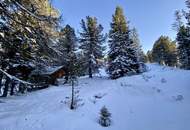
[0,0,190,130]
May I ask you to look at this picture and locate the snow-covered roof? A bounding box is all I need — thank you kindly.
[43,66,65,75]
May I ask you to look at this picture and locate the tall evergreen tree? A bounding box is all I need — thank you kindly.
[57,25,77,83]
[107,6,141,79]
[58,25,77,60]
[147,50,153,63]
[0,0,60,96]
[57,25,81,109]
[172,10,183,31]
[67,53,79,110]
[175,0,190,69]
[79,16,106,78]
[152,36,177,66]
[0,0,60,70]
[176,25,190,69]
[130,28,147,63]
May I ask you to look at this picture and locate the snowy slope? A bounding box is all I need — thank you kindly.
[0,64,190,130]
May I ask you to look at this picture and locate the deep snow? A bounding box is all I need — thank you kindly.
[0,64,190,130]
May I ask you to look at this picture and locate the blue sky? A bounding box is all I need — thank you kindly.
[52,0,186,52]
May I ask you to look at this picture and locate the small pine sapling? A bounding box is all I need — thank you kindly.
[99,106,112,127]
[68,53,84,110]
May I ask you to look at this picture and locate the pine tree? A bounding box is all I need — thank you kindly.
[175,0,190,69]
[79,16,106,78]
[130,28,147,71]
[107,6,141,79]
[57,25,77,83]
[168,42,178,67]
[176,26,190,69]
[58,25,77,54]
[99,106,112,127]
[0,0,60,96]
[68,53,79,110]
[130,28,145,62]
[0,0,60,70]
[56,25,80,109]
[147,50,153,63]
[172,10,183,31]
[152,36,177,66]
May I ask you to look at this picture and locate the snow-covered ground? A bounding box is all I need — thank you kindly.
[0,64,190,130]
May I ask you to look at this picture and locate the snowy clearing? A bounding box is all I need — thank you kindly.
[0,64,190,130]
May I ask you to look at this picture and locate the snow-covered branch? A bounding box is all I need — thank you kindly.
[12,1,50,21]
[0,68,33,86]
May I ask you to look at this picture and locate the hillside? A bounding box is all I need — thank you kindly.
[0,64,190,130]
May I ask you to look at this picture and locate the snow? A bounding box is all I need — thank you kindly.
[25,27,32,33]
[0,64,190,130]
[42,66,64,75]
[0,32,5,38]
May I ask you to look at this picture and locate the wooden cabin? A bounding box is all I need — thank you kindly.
[29,66,67,86]
[49,66,66,79]
[48,66,67,84]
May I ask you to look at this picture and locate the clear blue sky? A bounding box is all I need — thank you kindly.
[52,0,186,52]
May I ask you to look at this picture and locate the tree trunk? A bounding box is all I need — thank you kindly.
[1,77,11,97]
[0,73,3,93]
[10,81,16,96]
[89,60,93,78]
[89,67,92,78]
[64,73,69,84]
[70,79,74,110]
[63,68,69,84]
[19,84,26,94]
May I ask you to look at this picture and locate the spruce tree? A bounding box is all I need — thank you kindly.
[176,26,190,69]
[0,0,60,71]
[57,25,77,83]
[68,53,79,110]
[130,28,147,71]
[79,16,106,78]
[107,6,140,79]
[57,25,80,109]
[152,36,177,66]
[175,0,190,69]
[0,0,60,96]
[147,50,153,63]
[130,28,145,62]
[59,25,77,54]
[99,106,112,127]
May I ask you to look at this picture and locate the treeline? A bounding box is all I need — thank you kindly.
[0,1,145,97]
[1,0,189,98]
[146,0,190,69]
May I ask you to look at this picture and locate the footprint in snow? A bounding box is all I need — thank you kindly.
[172,95,184,102]
[152,87,162,93]
[89,93,107,104]
[142,74,153,82]
[120,82,132,87]
[161,78,167,83]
